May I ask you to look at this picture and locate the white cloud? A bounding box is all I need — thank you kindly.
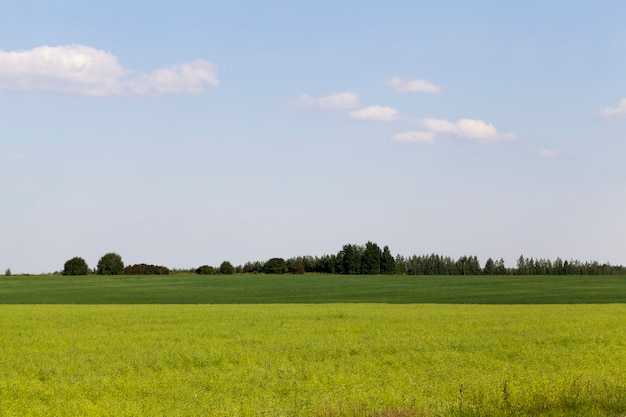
[350,105,399,121]
[388,77,441,94]
[422,118,458,134]
[600,99,626,118]
[289,92,359,110]
[0,45,219,96]
[540,149,558,158]
[391,131,435,144]
[128,60,219,96]
[423,118,515,142]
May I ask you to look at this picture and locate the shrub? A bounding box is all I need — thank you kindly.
[62,257,89,276]
[4,268,10,276]
[196,265,216,275]
[97,253,124,275]
[124,264,169,275]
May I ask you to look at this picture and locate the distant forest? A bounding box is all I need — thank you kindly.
[193,241,625,276]
[50,241,625,277]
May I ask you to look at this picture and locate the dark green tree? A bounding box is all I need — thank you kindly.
[380,245,395,274]
[97,252,124,275]
[219,261,235,275]
[316,254,339,273]
[62,256,89,275]
[338,244,363,274]
[361,241,382,274]
[301,256,316,273]
[263,258,288,274]
[495,258,507,275]
[563,260,572,275]
[469,256,481,275]
[196,265,216,275]
[394,255,407,275]
[554,257,564,275]
[483,258,495,275]
[455,256,469,275]
[517,255,527,275]
[242,261,263,273]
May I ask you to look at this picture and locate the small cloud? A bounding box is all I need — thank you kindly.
[129,60,218,96]
[391,131,435,144]
[388,77,441,94]
[8,153,23,160]
[600,98,626,118]
[350,105,399,121]
[540,149,558,158]
[422,118,515,142]
[0,45,218,96]
[289,92,359,110]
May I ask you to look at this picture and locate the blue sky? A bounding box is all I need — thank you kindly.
[1,0,625,273]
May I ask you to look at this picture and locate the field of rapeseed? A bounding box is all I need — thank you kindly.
[1,304,625,416]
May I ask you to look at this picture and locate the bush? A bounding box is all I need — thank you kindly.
[263,258,288,274]
[62,257,89,276]
[4,268,11,277]
[196,265,216,275]
[219,261,235,275]
[97,252,124,275]
[124,264,169,275]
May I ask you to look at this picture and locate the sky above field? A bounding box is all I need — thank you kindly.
[2,0,626,273]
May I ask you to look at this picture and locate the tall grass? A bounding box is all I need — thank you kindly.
[1,304,625,416]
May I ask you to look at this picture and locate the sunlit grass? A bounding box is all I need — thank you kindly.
[1,304,625,416]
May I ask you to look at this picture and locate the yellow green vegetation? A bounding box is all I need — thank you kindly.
[1,304,625,416]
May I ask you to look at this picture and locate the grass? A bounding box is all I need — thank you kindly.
[1,304,625,416]
[2,275,625,415]
[1,273,626,304]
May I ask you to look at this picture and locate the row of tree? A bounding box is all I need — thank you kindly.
[196,261,235,275]
[237,244,625,276]
[236,243,396,275]
[62,253,170,276]
[61,243,626,276]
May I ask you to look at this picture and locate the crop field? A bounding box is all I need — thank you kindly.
[1,275,626,416]
[2,273,626,304]
[1,304,626,416]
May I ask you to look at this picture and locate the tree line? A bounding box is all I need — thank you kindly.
[238,244,625,276]
[62,253,171,276]
[59,242,625,276]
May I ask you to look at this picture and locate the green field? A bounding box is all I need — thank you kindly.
[1,275,626,416]
[1,304,625,416]
[1,273,626,304]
